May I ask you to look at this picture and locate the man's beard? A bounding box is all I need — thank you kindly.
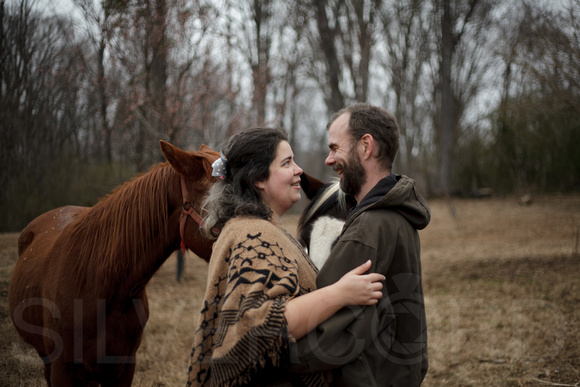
[338,147,366,197]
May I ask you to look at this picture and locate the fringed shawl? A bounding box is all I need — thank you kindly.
[187,217,331,386]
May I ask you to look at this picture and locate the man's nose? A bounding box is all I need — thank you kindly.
[325,153,335,166]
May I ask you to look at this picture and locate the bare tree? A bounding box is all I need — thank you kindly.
[96,0,229,165]
[434,0,496,194]
[378,0,432,176]
[0,0,96,230]
[342,0,380,102]
[312,0,345,112]
[70,0,120,162]
[300,0,379,114]
[515,0,580,115]
[226,0,276,126]
[490,0,580,192]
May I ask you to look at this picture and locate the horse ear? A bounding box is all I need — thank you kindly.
[198,144,221,162]
[300,172,326,200]
[159,140,199,177]
[198,144,214,153]
[193,144,220,176]
[160,140,219,178]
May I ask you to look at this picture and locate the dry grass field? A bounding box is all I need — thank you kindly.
[1,194,579,386]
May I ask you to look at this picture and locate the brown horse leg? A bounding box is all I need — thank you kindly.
[48,359,74,387]
[100,362,136,387]
[43,363,52,387]
[48,359,95,387]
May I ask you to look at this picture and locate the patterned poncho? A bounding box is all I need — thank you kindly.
[187,216,331,387]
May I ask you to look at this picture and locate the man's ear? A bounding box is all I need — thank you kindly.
[359,134,374,160]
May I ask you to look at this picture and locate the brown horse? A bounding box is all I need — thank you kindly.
[8,141,219,386]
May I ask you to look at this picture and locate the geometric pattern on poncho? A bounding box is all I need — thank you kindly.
[188,231,304,386]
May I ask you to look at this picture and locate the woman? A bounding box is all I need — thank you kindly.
[187,128,384,386]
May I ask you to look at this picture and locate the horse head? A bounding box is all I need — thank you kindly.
[298,172,357,268]
[160,140,219,262]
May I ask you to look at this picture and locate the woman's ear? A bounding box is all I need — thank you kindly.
[255,180,265,190]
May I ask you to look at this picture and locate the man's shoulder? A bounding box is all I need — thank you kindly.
[340,208,407,246]
[347,206,400,227]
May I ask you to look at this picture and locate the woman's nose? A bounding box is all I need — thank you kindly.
[295,163,303,175]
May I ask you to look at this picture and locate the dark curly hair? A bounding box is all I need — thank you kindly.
[201,127,289,238]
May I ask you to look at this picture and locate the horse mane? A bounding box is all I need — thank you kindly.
[297,178,349,234]
[67,162,173,296]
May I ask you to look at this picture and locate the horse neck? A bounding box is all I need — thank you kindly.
[70,165,181,298]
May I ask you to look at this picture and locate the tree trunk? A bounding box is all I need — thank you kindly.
[250,0,271,126]
[316,0,345,113]
[439,0,455,195]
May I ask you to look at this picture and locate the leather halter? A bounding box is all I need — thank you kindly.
[179,176,204,254]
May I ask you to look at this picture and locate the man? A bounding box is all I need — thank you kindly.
[290,103,430,386]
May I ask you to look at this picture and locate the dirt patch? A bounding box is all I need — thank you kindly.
[1,194,579,386]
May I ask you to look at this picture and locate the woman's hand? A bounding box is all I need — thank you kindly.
[285,260,384,339]
[332,260,385,306]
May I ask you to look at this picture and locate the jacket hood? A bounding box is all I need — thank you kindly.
[350,174,430,230]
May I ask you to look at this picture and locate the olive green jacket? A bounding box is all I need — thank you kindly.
[290,174,430,387]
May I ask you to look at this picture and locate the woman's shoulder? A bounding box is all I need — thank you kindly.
[222,216,282,237]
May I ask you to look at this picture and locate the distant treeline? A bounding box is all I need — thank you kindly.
[1,0,578,232]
